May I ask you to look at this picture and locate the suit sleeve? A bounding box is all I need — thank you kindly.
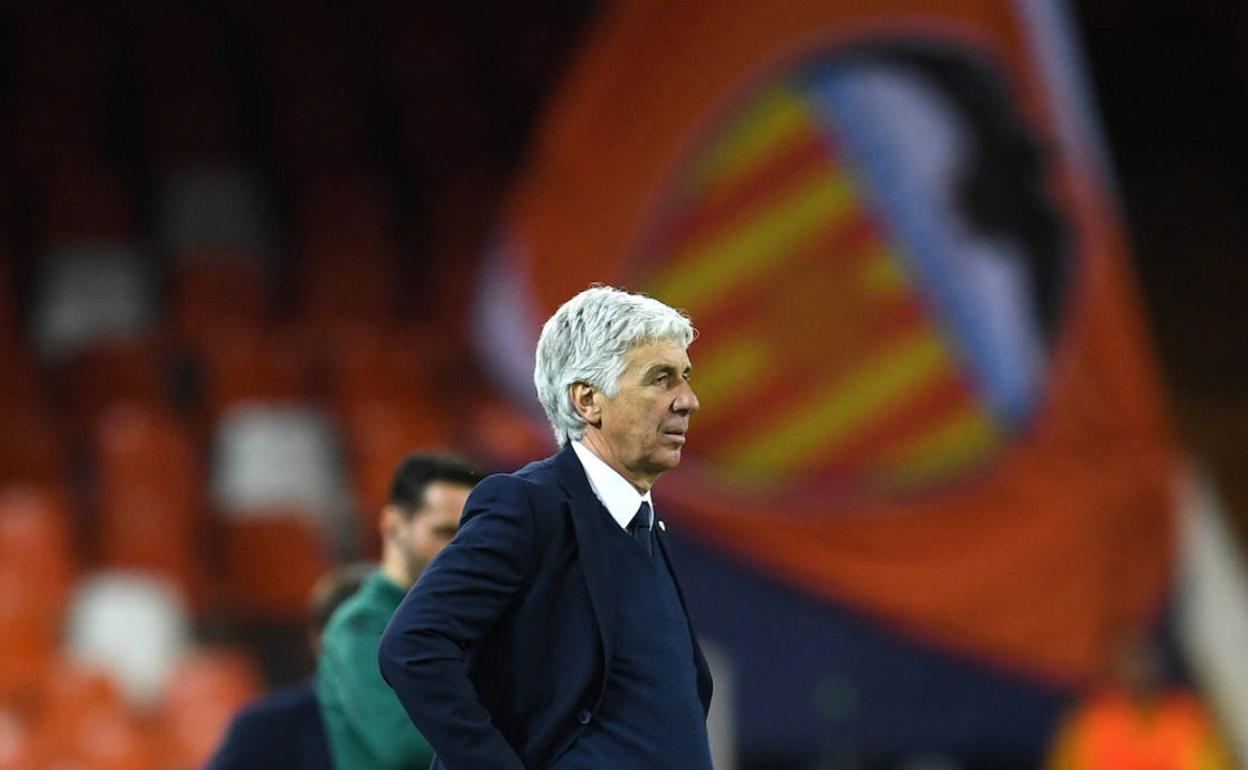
[378,474,535,770]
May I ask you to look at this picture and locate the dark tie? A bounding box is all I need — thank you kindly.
[628,501,653,556]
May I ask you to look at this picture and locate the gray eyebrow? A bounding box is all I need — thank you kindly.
[642,362,691,379]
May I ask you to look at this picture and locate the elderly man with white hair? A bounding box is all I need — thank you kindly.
[380,285,713,770]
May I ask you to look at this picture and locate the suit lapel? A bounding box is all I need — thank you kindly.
[554,444,616,672]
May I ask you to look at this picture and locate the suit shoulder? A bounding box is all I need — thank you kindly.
[228,682,319,740]
[238,681,318,724]
[469,455,561,503]
[487,451,561,487]
[461,456,568,536]
[513,450,562,481]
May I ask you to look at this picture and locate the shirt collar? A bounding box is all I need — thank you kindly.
[571,440,653,530]
[368,569,409,607]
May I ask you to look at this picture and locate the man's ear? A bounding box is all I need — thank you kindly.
[379,505,403,542]
[570,382,601,427]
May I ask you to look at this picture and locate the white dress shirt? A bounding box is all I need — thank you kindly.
[571,440,653,530]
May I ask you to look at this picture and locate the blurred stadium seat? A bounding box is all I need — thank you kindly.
[342,399,453,555]
[211,403,347,522]
[156,166,273,253]
[320,323,444,413]
[221,514,335,618]
[0,488,75,700]
[197,327,313,419]
[66,338,170,433]
[0,700,33,770]
[464,396,551,470]
[169,250,270,353]
[63,571,192,710]
[93,404,205,605]
[296,244,401,333]
[0,409,66,491]
[29,247,155,361]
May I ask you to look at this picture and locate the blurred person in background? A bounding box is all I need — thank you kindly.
[1044,635,1233,770]
[318,452,482,770]
[205,561,374,770]
[379,286,713,770]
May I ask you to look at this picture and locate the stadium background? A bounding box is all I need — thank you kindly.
[0,2,1244,769]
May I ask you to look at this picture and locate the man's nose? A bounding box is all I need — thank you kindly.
[673,380,699,415]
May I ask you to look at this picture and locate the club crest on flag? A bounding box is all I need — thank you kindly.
[627,42,1070,503]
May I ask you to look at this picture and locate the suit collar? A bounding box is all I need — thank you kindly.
[554,442,597,505]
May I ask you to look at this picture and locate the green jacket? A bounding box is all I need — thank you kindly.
[317,570,434,770]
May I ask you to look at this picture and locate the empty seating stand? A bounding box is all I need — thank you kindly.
[0,6,566,768]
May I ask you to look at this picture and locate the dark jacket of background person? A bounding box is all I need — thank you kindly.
[203,681,331,770]
[378,444,713,770]
[204,563,373,770]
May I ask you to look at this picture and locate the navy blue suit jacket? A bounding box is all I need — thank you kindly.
[378,444,712,770]
[203,680,332,770]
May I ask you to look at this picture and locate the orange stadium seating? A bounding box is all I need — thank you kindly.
[22,661,157,770]
[155,648,263,770]
[169,250,271,354]
[0,489,76,701]
[93,404,205,606]
[0,4,577,767]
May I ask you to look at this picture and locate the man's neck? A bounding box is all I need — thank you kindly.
[571,440,654,532]
[380,552,418,591]
[576,431,655,492]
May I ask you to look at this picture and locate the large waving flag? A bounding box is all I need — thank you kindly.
[473,0,1178,761]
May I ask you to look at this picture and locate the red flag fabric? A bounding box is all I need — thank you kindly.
[475,0,1176,684]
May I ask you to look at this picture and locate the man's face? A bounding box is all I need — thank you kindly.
[394,481,471,571]
[590,340,699,490]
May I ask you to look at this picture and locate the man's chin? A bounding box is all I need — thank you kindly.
[656,449,683,470]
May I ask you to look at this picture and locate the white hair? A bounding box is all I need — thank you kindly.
[534,285,696,445]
